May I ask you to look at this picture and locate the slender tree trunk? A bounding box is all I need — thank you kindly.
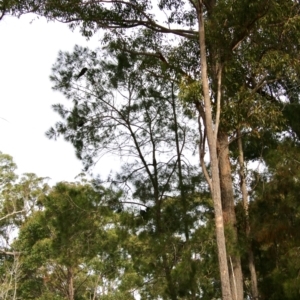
[218,130,244,300]
[197,3,232,299]
[237,129,259,299]
[67,267,74,300]
[171,83,189,241]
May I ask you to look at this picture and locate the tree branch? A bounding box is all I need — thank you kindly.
[0,249,21,256]
[214,63,222,140]
[0,210,25,222]
[197,113,212,191]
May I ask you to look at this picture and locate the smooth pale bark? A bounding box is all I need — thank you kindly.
[218,131,244,300]
[197,3,232,299]
[237,130,259,299]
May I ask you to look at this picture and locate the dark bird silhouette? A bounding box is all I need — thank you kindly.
[140,207,151,220]
[76,67,88,80]
[77,119,85,127]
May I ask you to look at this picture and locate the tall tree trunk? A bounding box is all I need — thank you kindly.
[237,129,259,299]
[197,3,232,299]
[218,130,244,300]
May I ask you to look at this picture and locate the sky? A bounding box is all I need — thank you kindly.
[0,14,116,183]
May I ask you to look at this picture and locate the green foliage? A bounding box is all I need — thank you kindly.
[44,42,227,298]
[249,140,300,299]
[13,181,130,299]
[0,154,50,299]
[4,0,300,299]
[0,152,17,188]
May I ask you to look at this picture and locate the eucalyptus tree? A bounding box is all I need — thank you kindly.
[0,152,48,252]
[0,152,49,299]
[0,152,19,300]
[6,0,300,298]
[15,181,133,300]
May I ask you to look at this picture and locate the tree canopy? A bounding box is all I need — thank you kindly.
[1,1,300,299]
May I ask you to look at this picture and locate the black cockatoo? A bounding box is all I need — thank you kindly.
[140,207,151,220]
[76,67,88,80]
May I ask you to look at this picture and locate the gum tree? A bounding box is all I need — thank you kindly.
[5,1,300,298]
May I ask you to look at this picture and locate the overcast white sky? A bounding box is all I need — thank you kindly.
[0,14,116,183]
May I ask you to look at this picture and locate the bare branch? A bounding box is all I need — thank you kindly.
[0,210,25,222]
[197,114,212,190]
[214,63,222,141]
[0,249,21,256]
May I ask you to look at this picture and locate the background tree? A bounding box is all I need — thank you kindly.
[15,181,135,300]
[0,152,49,299]
[47,45,222,299]
[247,138,300,300]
